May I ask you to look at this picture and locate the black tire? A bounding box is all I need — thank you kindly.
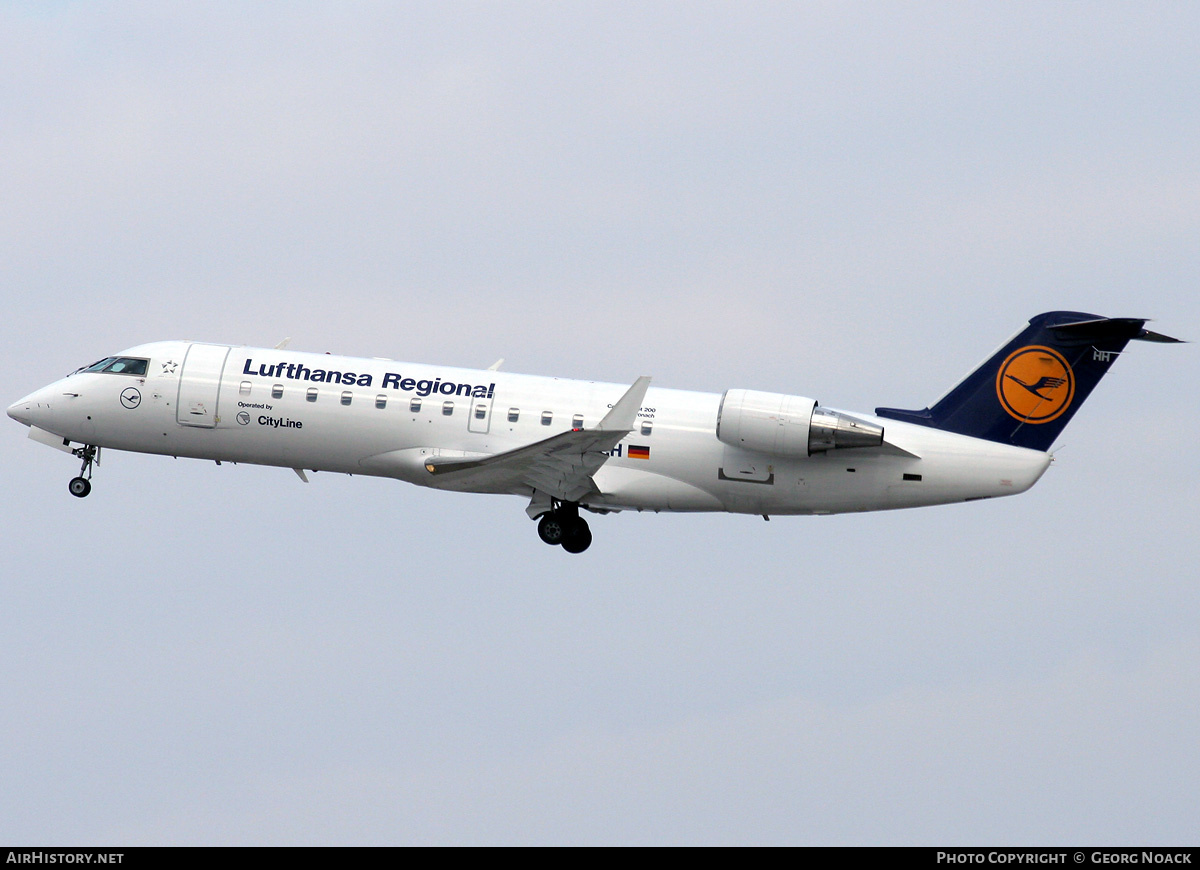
[68,477,91,498]
[561,519,592,554]
[537,513,568,545]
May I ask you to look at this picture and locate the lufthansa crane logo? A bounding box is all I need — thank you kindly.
[120,387,142,409]
[996,345,1074,424]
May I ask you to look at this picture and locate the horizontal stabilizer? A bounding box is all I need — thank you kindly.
[1135,328,1185,343]
[1049,317,1183,344]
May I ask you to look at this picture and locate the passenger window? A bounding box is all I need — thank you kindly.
[641,421,653,436]
[306,387,318,402]
[272,384,284,399]
[375,395,387,409]
[572,414,584,429]
[443,401,454,416]
[410,398,421,413]
[474,404,487,419]
[239,381,252,396]
[508,408,519,423]
[541,411,553,426]
[341,391,353,406]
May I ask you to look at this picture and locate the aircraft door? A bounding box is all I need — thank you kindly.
[718,444,773,484]
[468,395,493,434]
[176,343,231,428]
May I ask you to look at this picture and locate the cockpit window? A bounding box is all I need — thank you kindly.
[80,358,117,373]
[102,358,148,375]
[79,356,149,376]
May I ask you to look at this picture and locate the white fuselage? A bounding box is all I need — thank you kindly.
[8,340,1051,516]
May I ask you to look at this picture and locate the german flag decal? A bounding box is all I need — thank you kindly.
[628,445,651,460]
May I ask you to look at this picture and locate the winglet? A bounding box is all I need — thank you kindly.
[598,377,651,431]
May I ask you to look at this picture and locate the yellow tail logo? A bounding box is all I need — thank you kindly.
[996,346,1074,424]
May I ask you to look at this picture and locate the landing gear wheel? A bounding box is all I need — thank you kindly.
[536,500,592,552]
[69,444,99,499]
[561,518,592,554]
[538,513,568,546]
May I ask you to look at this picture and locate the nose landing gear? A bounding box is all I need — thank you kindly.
[536,500,593,553]
[68,444,99,498]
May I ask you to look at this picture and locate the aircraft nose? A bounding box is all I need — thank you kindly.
[8,396,34,425]
[7,389,51,427]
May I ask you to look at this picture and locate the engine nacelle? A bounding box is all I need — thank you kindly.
[716,389,884,457]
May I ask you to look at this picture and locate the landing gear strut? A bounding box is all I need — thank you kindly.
[68,444,99,498]
[536,500,592,553]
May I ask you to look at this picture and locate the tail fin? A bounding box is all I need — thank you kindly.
[875,311,1181,451]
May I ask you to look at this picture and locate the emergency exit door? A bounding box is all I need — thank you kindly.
[176,343,231,428]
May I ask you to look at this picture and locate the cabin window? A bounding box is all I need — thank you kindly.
[272,384,284,399]
[443,401,454,416]
[410,398,421,413]
[541,411,553,426]
[640,420,653,436]
[341,391,353,406]
[474,404,487,420]
[508,408,519,423]
[375,395,387,409]
[239,381,252,396]
[306,387,318,402]
[572,414,584,429]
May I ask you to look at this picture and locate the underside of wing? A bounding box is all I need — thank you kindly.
[422,376,651,502]
[422,428,621,500]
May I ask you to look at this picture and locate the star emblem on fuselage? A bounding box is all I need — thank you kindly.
[161,360,178,374]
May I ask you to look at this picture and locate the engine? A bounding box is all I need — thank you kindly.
[716,389,884,457]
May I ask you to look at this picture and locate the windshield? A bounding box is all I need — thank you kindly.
[74,356,149,376]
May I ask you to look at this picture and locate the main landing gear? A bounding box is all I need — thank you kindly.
[536,501,592,554]
[68,444,99,498]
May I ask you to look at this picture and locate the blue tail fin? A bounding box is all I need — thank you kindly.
[875,311,1180,451]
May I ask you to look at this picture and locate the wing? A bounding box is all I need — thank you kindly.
[422,376,651,503]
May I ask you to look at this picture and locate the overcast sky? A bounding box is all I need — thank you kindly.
[2,1,1197,845]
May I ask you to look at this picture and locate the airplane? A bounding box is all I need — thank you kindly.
[6,311,1180,553]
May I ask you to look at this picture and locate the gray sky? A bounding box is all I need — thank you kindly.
[2,1,1197,845]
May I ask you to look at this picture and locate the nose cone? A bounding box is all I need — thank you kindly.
[8,396,35,425]
[8,388,52,427]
